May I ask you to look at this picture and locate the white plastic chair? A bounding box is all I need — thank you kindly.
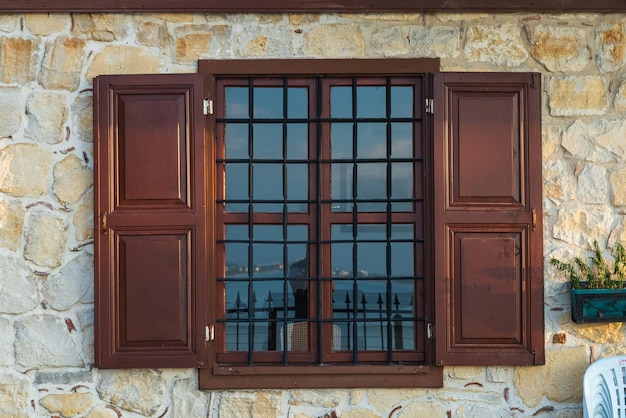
[583,355,626,418]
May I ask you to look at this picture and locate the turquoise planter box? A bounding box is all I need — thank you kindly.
[571,287,626,323]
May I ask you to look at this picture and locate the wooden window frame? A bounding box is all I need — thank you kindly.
[3,0,625,12]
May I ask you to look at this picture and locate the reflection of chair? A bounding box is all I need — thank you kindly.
[280,322,342,351]
[583,355,626,418]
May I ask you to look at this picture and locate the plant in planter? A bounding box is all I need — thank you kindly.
[550,241,626,323]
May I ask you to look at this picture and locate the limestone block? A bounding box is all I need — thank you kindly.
[42,252,93,311]
[611,169,626,206]
[486,367,512,383]
[456,404,497,418]
[397,401,444,418]
[86,46,160,80]
[341,408,381,418]
[40,393,94,417]
[74,190,94,241]
[0,144,51,197]
[0,86,24,137]
[558,312,623,344]
[529,25,589,72]
[240,28,292,58]
[0,252,38,314]
[464,24,528,67]
[39,37,86,91]
[97,369,166,416]
[615,80,626,112]
[0,316,15,366]
[289,389,342,408]
[0,15,18,32]
[366,389,424,414]
[72,14,132,41]
[0,372,31,417]
[24,14,70,35]
[0,196,24,251]
[596,23,626,73]
[0,37,38,84]
[552,206,612,248]
[85,406,118,418]
[136,21,170,49]
[577,163,607,204]
[24,212,67,269]
[447,366,483,379]
[371,27,412,57]
[548,76,608,116]
[34,370,93,385]
[543,159,576,203]
[561,120,613,163]
[304,25,365,57]
[53,154,92,205]
[175,31,212,62]
[515,346,587,407]
[71,92,94,143]
[409,26,460,58]
[14,315,83,367]
[76,306,94,364]
[25,92,69,144]
[435,388,501,404]
[171,378,209,418]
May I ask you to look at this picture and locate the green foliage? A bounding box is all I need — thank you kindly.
[550,241,626,289]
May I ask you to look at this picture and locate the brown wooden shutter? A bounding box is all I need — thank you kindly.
[432,72,544,366]
[94,74,210,369]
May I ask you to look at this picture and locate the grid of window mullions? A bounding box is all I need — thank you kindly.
[216,75,425,365]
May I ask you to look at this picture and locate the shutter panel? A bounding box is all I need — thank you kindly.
[94,74,210,368]
[433,72,544,366]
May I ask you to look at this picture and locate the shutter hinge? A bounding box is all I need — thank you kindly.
[427,322,434,340]
[205,324,214,342]
[425,99,434,114]
[203,99,213,116]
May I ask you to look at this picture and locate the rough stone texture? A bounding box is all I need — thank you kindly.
[14,315,83,367]
[39,37,86,90]
[464,24,528,66]
[0,317,15,366]
[70,92,94,143]
[0,37,38,84]
[577,163,607,204]
[0,195,24,251]
[304,24,365,57]
[596,23,626,72]
[53,154,92,205]
[171,378,209,418]
[529,25,589,72]
[42,252,94,311]
[24,14,71,35]
[553,207,613,248]
[0,87,24,137]
[543,159,576,203]
[0,143,51,197]
[397,401,444,418]
[0,372,31,417]
[548,76,608,116]
[25,91,69,144]
[97,369,167,415]
[0,252,38,314]
[611,168,626,206]
[85,406,118,418]
[40,392,93,416]
[558,312,624,344]
[366,389,424,413]
[217,391,282,418]
[85,45,161,80]
[341,408,381,418]
[74,189,94,241]
[23,211,67,269]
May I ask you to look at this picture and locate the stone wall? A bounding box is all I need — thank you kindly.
[0,11,625,417]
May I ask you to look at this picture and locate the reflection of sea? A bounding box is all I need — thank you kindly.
[223,262,415,353]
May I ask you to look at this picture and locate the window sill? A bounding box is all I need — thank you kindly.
[199,364,443,389]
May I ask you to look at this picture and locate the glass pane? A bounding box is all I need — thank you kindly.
[391,225,414,277]
[287,164,308,212]
[331,123,353,159]
[331,86,352,118]
[357,122,387,159]
[287,124,308,160]
[225,124,249,159]
[225,321,248,352]
[357,86,386,118]
[253,124,283,159]
[252,163,283,212]
[391,122,412,158]
[391,86,413,118]
[331,163,353,212]
[357,163,386,212]
[390,280,415,351]
[288,87,308,119]
[225,163,248,212]
[253,87,283,119]
[225,87,249,118]
[391,162,413,212]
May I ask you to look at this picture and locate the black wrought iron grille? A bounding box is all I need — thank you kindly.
[215,75,426,365]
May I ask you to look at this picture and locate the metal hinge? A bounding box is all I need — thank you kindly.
[427,322,434,340]
[203,99,213,115]
[425,99,434,114]
[205,324,214,342]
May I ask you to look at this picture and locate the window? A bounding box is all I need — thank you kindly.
[94,60,544,390]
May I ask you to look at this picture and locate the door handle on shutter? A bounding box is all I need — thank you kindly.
[532,208,537,231]
[101,212,108,233]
